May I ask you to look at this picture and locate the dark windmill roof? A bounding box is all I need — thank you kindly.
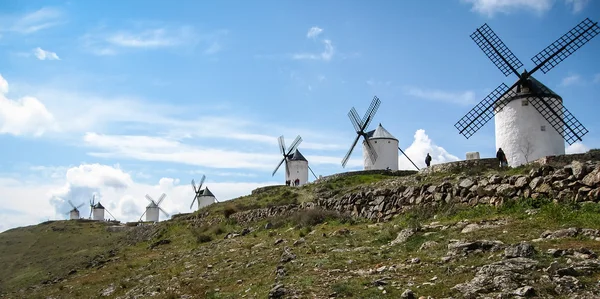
[366,123,397,141]
[289,149,308,162]
[201,187,215,197]
[525,76,561,98]
[146,201,158,208]
[94,202,105,209]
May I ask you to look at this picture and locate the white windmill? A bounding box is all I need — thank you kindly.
[190,175,219,210]
[272,135,318,186]
[342,96,419,170]
[455,19,599,166]
[140,193,170,222]
[88,195,117,221]
[66,200,84,220]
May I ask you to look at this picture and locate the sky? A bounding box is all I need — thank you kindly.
[1,0,599,232]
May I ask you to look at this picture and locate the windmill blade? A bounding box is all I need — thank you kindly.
[342,134,361,168]
[145,194,156,205]
[286,135,303,155]
[198,175,206,190]
[531,18,600,75]
[471,23,523,77]
[285,159,290,177]
[398,147,420,171]
[527,93,588,146]
[189,196,197,210]
[272,157,286,176]
[156,193,166,206]
[348,108,362,132]
[455,82,517,139]
[159,207,170,218]
[67,200,76,209]
[362,96,381,131]
[363,136,379,164]
[308,165,318,180]
[191,179,197,194]
[139,209,147,222]
[76,203,85,210]
[278,135,286,155]
[104,209,117,221]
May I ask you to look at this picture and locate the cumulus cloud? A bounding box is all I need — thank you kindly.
[33,47,60,60]
[566,142,590,154]
[306,26,323,38]
[0,74,58,136]
[461,0,554,17]
[0,163,279,232]
[399,129,460,170]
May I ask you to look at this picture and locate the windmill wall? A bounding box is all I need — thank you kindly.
[69,210,79,220]
[92,208,105,221]
[286,160,309,186]
[146,207,159,222]
[495,95,565,167]
[198,196,216,209]
[363,138,399,171]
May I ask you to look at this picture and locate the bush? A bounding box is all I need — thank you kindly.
[223,205,238,218]
[196,234,213,243]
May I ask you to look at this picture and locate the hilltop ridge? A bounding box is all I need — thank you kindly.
[1,151,600,298]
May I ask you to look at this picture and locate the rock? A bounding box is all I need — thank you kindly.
[447,240,504,256]
[101,284,115,297]
[409,257,421,264]
[529,177,543,190]
[401,289,415,299]
[419,241,439,251]
[390,228,415,246]
[582,166,600,187]
[489,174,503,184]
[496,184,517,197]
[460,223,481,234]
[541,228,578,239]
[513,285,535,297]
[268,284,286,298]
[293,238,305,247]
[514,176,530,188]
[265,222,273,229]
[504,242,535,258]
[280,247,296,263]
[274,239,284,245]
[459,178,476,189]
[568,161,588,180]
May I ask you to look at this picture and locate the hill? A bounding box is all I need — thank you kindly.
[1,154,600,298]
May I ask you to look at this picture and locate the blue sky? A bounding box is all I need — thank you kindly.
[1,0,599,231]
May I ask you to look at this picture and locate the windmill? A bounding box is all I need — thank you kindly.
[140,193,170,222]
[272,135,318,186]
[88,194,117,221]
[190,175,219,210]
[455,18,599,166]
[66,200,84,220]
[342,96,419,170]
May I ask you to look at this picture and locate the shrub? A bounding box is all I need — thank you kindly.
[195,234,213,243]
[223,205,238,218]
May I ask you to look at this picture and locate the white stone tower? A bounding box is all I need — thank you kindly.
[198,187,217,209]
[69,209,80,220]
[363,124,399,170]
[286,149,309,186]
[92,202,105,221]
[495,77,565,167]
[145,201,159,222]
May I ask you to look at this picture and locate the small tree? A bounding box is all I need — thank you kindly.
[519,134,535,163]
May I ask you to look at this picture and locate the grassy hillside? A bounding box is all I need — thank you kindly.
[2,168,600,298]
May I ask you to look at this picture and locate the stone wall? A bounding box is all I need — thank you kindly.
[531,149,600,168]
[419,158,501,174]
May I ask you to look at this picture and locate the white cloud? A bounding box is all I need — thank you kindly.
[1,7,63,34]
[560,74,582,87]
[307,26,323,38]
[462,0,554,17]
[293,39,334,61]
[399,129,460,170]
[82,25,226,55]
[33,47,60,60]
[0,74,58,136]
[565,0,590,13]
[0,163,279,232]
[403,86,477,105]
[566,142,589,154]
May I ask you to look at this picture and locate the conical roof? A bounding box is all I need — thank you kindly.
[201,187,215,197]
[94,202,105,209]
[146,201,158,208]
[289,149,308,162]
[366,123,397,140]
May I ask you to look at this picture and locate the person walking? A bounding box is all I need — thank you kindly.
[496,148,508,167]
[425,153,432,167]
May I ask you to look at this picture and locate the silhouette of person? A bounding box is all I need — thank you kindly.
[425,153,432,167]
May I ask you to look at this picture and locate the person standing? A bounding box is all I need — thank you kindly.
[496,148,508,167]
[425,153,432,167]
